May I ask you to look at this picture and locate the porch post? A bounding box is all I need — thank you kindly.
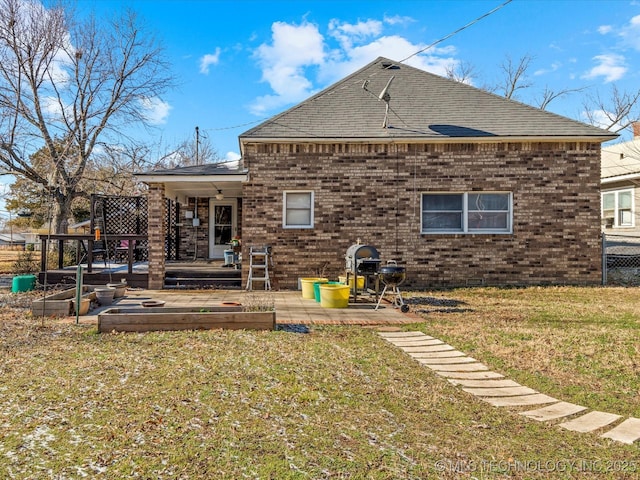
[147,183,166,289]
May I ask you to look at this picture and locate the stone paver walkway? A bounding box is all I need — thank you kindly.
[379,330,640,445]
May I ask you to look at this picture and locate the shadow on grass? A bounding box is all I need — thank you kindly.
[405,296,474,314]
[276,324,311,333]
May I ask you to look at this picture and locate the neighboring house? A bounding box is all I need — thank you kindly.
[139,57,616,289]
[0,232,25,248]
[601,126,640,235]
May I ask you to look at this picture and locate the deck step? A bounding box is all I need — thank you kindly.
[164,277,242,289]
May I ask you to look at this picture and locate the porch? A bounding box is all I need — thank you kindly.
[38,234,241,289]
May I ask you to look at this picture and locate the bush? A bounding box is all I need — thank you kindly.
[12,251,39,275]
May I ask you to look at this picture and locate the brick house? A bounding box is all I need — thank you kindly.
[140,57,616,289]
[601,124,640,234]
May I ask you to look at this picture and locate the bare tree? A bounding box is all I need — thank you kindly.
[0,0,173,233]
[581,84,640,134]
[495,54,534,100]
[535,85,587,111]
[445,60,477,85]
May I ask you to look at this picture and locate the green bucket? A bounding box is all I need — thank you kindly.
[12,274,36,293]
[314,281,340,302]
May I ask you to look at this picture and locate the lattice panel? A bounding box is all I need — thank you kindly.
[165,198,180,260]
[90,195,182,261]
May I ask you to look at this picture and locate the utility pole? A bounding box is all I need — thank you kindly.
[195,126,200,166]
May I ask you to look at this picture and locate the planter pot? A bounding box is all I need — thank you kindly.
[106,283,127,298]
[314,281,340,302]
[72,297,91,316]
[94,287,116,306]
[300,277,328,299]
[319,284,350,309]
[339,275,365,290]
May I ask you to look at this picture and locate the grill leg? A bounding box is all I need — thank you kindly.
[375,284,389,310]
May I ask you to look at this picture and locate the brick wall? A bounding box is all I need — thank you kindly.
[147,183,166,289]
[241,141,603,289]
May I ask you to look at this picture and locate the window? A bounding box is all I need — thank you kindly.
[422,192,512,234]
[283,191,314,228]
[602,189,634,228]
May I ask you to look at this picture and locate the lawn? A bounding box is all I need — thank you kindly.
[0,287,639,479]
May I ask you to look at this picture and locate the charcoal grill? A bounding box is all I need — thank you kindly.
[375,261,409,312]
[345,243,381,301]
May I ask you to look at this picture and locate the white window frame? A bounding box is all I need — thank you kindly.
[421,192,513,234]
[602,188,634,228]
[283,191,314,229]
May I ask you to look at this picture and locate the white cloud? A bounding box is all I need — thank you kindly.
[139,97,171,125]
[250,21,325,114]
[383,14,415,26]
[598,25,613,35]
[320,36,457,84]
[250,17,458,115]
[225,151,241,161]
[618,14,640,50]
[328,19,383,50]
[582,54,627,82]
[534,61,561,76]
[199,48,221,74]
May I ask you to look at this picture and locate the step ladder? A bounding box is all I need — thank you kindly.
[245,246,272,290]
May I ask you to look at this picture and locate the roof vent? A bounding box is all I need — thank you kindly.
[381,61,400,70]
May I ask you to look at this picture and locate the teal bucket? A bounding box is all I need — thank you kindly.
[313,281,340,302]
[12,274,36,293]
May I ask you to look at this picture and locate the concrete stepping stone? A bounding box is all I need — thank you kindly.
[378,331,427,339]
[417,356,478,365]
[405,345,456,354]
[559,411,622,433]
[388,339,437,347]
[480,393,558,407]
[435,370,505,380]
[463,386,540,397]
[398,341,445,350]
[520,402,587,422]
[601,417,640,444]
[418,361,489,372]
[410,350,467,359]
[448,378,522,388]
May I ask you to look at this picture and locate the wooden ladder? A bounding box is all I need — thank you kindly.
[245,246,272,290]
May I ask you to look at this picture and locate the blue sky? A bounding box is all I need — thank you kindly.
[73,0,640,162]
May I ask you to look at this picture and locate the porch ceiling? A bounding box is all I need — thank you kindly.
[141,174,246,203]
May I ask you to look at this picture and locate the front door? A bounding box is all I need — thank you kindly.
[209,199,237,258]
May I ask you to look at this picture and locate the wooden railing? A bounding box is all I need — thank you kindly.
[39,234,148,274]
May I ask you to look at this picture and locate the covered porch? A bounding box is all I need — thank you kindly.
[136,163,247,289]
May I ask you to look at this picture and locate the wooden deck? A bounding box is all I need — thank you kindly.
[39,260,241,289]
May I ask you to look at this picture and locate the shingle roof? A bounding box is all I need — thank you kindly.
[240,57,616,142]
[137,163,246,176]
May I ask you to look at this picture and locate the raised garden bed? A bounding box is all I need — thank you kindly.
[31,286,97,316]
[98,306,275,333]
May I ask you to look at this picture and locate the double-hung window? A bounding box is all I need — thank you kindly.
[283,191,314,228]
[422,192,512,234]
[602,189,634,228]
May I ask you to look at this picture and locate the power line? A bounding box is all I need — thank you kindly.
[197,0,514,134]
[398,0,513,64]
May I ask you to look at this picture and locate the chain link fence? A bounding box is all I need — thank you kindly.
[602,233,640,286]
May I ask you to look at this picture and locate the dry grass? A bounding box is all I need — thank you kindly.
[0,288,639,478]
[408,286,640,418]
[0,249,40,274]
